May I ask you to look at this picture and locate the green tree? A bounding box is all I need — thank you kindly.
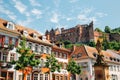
[12,38,40,80]
[67,59,81,80]
[102,38,111,50]
[95,28,103,32]
[88,41,96,47]
[45,53,61,79]
[63,40,72,48]
[104,26,111,33]
[110,41,120,51]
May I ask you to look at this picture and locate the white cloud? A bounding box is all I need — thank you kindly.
[12,0,27,14]
[0,5,17,20]
[66,18,72,21]
[31,9,42,15]
[96,12,107,18]
[31,9,42,19]
[17,18,33,27]
[80,8,93,14]
[77,14,97,23]
[29,0,41,7]
[50,12,59,23]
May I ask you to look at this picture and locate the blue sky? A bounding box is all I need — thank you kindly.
[0,0,120,34]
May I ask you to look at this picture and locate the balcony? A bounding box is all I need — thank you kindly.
[0,61,13,68]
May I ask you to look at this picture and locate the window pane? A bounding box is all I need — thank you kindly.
[40,74,43,80]
[5,36,9,45]
[33,74,38,80]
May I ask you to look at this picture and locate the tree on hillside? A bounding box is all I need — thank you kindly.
[67,58,81,80]
[104,26,111,33]
[88,41,96,47]
[110,41,120,51]
[102,38,111,50]
[45,53,61,79]
[111,27,120,34]
[12,38,40,80]
[95,28,103,32]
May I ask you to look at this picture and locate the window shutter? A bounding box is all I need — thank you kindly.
[9,37,12,44]
[15,39,18,47]
[2,35,5,47]
[0,35,2,46]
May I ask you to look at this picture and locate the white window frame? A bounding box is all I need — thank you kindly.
[40,74,43,80]
[5,36,9,45]
[33,73,38,80]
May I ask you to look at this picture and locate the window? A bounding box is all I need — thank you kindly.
[29,43,32,49]
[33,73,38,80]
[6,22,15,30]
[41,59,44,67]
[23,30,28,36]
[35,45,38,52]
[19,75,22,80]
[72,54,76,58]
[114,66,116,71]
[5,36,9,45]
[12,38,16,45]
[64,76,67,80]
[64,54,67,59]
[40,74,43,80]
[45,74,48,80]
[10,54,14,61]
[27,74,31,80]
[60,76,63,80]
[41,46,44,53]
[3,53,7,62]
[117,66,119,71]
[77,53,82,58]
[56,52,58,57]
[46,47,49,54]
[64,63,67,69]
[93,53,97,58]
[55,76,59,80]
[33,33,37,39]
[59,53,62,58]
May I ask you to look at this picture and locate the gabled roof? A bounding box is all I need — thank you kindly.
[70,45,89,59]
[71,45,120,64]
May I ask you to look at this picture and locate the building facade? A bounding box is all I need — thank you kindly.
[45,21,94,43]
[70,45,120,80]
[52,45,71,80]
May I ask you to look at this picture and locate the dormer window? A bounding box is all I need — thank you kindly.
[77,53,82,58]
[33,33,37,39]
[72,54,76,58]
[6,22,15,30]
[93,52,97,58]
[23,30,28,36]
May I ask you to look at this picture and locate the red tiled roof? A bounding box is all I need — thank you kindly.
[0,18,52,46]
[52,45,71,53]
[0,18,20,35]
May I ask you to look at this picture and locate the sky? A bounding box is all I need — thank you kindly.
[0,0,120,34]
